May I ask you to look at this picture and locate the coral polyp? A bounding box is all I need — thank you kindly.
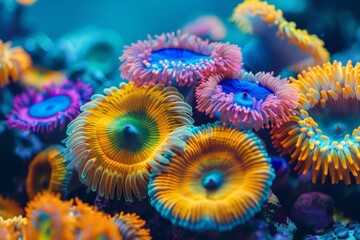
[0,40,32,87]
[182,15,227,41]
[149,123,275,232]
[71,198,122,239]
[271,61,360,184]
[20,67,67,90]
[26,145,72,199]
[64,82,194,202]
[231,0,329,73]
[196,71,298,130]
[76,213,121,240]
[0,216,27,240]
[112,212,151,240]
[25,192,74,240]
[0,195,23,220]
[7,81,92,132]
[15,0,37,6]
[0,221,20,240]
[120,30,242,87]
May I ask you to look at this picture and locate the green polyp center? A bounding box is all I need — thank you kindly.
[107,112,159,153]
[35,212,52,240]
[201,170,225,191]
[96,235,107,240]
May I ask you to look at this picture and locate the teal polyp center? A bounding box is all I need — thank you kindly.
[107,112,159,153]
[150,48,211,67]
[34,212,51,237]
[29,95,71,118]
[315,116,354,140]
[309,102,360,141]
[201,170,225,191]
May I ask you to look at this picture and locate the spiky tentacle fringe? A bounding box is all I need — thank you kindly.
[120,30,242,87]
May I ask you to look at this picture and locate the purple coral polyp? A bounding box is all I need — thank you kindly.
[196,71,299,130]
[120,30,242,87]
[7,81,92,132]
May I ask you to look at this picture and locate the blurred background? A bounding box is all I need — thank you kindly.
[18,0,360,54]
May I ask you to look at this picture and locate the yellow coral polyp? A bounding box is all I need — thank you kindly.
[231,0,283,34]
[277,20,330,72]
[149,123,275,231]
[64,82,194,202]
[0,40,31,87]
[271,61,360,184]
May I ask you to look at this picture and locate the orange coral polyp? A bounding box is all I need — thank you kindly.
[112,212,151,240]
[20,67,67,90]
[71,198,122,240]
[26,145,71,199]
[25,192,74,240]
[271,61,360,184]
[0,195,23,220]
[0,40,31,87]
[149,123,275,232]
[64,82,194,202]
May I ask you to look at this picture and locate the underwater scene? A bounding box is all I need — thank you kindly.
[1,0,360,239]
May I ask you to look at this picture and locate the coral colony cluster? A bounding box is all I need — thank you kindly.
[1,0,360,239]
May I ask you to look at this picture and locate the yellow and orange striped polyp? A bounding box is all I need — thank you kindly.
[112,212,151,240]
[26,145,70,199]
[64,82,194,202]
[231,0,329,71]
[149,123,274,231]
[0,40,31,87]
[25,192,74,240]
[0,195,23,220]
[271,61,360,184]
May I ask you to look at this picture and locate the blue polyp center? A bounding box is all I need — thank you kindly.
[201,170,225,191]
[149,48,211,67]
[219,79,273,108]
[28,95,71,118]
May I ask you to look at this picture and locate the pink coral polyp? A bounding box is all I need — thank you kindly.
[8,81,92,133]
[196,71,298,130]
[120,30,242,87]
